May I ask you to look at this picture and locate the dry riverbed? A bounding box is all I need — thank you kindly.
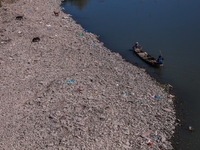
[0,0,176,149]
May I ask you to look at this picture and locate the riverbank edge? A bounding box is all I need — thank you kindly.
[0,0,176,149]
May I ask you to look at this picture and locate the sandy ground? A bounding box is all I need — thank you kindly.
[0,0,176,149]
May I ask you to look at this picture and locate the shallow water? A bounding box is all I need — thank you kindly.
[62,0,200,149]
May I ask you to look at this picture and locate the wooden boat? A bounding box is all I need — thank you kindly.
[134,47,163,67]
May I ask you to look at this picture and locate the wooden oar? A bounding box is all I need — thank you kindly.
[159,50,164,66]
[160,50,163,56]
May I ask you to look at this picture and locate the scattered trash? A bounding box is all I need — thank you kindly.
[32,37,40,42]
[77,88,83,92]
[48,116,53,119]
[85,30,88,32]
[51,1,53,3]
[122,91,128,97]
[101,57,103,60]
[153,95,162,99]
[189,126,193,131]
[29,10,32,11]
[60,7,65,10]
[79,33,83,36]
[71,80,74,83]
[54,11,60,16]
[139,100,142,103]
[46,24,51,27]
[168,99,173,102]
[147,140,153,146]
[1,39,11,44]
[16,16,23,20]
[18,31,22,34]
[48,29,51,31]
[168,94,175,98]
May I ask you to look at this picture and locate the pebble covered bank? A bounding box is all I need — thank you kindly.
[0,0,176,149]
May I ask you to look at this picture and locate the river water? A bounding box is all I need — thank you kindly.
[62,0,200,149]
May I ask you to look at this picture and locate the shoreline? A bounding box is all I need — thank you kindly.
[0,0,176,149]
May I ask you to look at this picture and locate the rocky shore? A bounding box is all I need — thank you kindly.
[0,0,176,149]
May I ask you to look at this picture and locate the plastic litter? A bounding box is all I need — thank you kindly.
[153,95,162,99]
[32,37,40,42]
[16,16,23,20]
[54,11,60,16]
[189,126,193,131]
[79,33,83,36]
[78,88,83,92]
[168,94,175,98]
[71,80,74,83]
[85,30,88,32]
[147,140,153,146]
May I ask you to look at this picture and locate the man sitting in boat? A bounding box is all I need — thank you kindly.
[133,42,142,49]
[157,55,164,64]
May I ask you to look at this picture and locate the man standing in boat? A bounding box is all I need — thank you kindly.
[133,42,142,49]
[157,55,164,64]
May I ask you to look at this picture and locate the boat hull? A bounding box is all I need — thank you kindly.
[134,47,163,67]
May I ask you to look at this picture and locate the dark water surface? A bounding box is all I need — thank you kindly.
[62,0,200,149]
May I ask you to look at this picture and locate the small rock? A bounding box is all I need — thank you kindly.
[141,130,152,138]
[162,108,172,112]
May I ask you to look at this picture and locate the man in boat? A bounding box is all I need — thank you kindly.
[133,42,142,49]
[157,55,164,64]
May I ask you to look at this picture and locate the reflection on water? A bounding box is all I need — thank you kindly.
[63,0,90,10]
